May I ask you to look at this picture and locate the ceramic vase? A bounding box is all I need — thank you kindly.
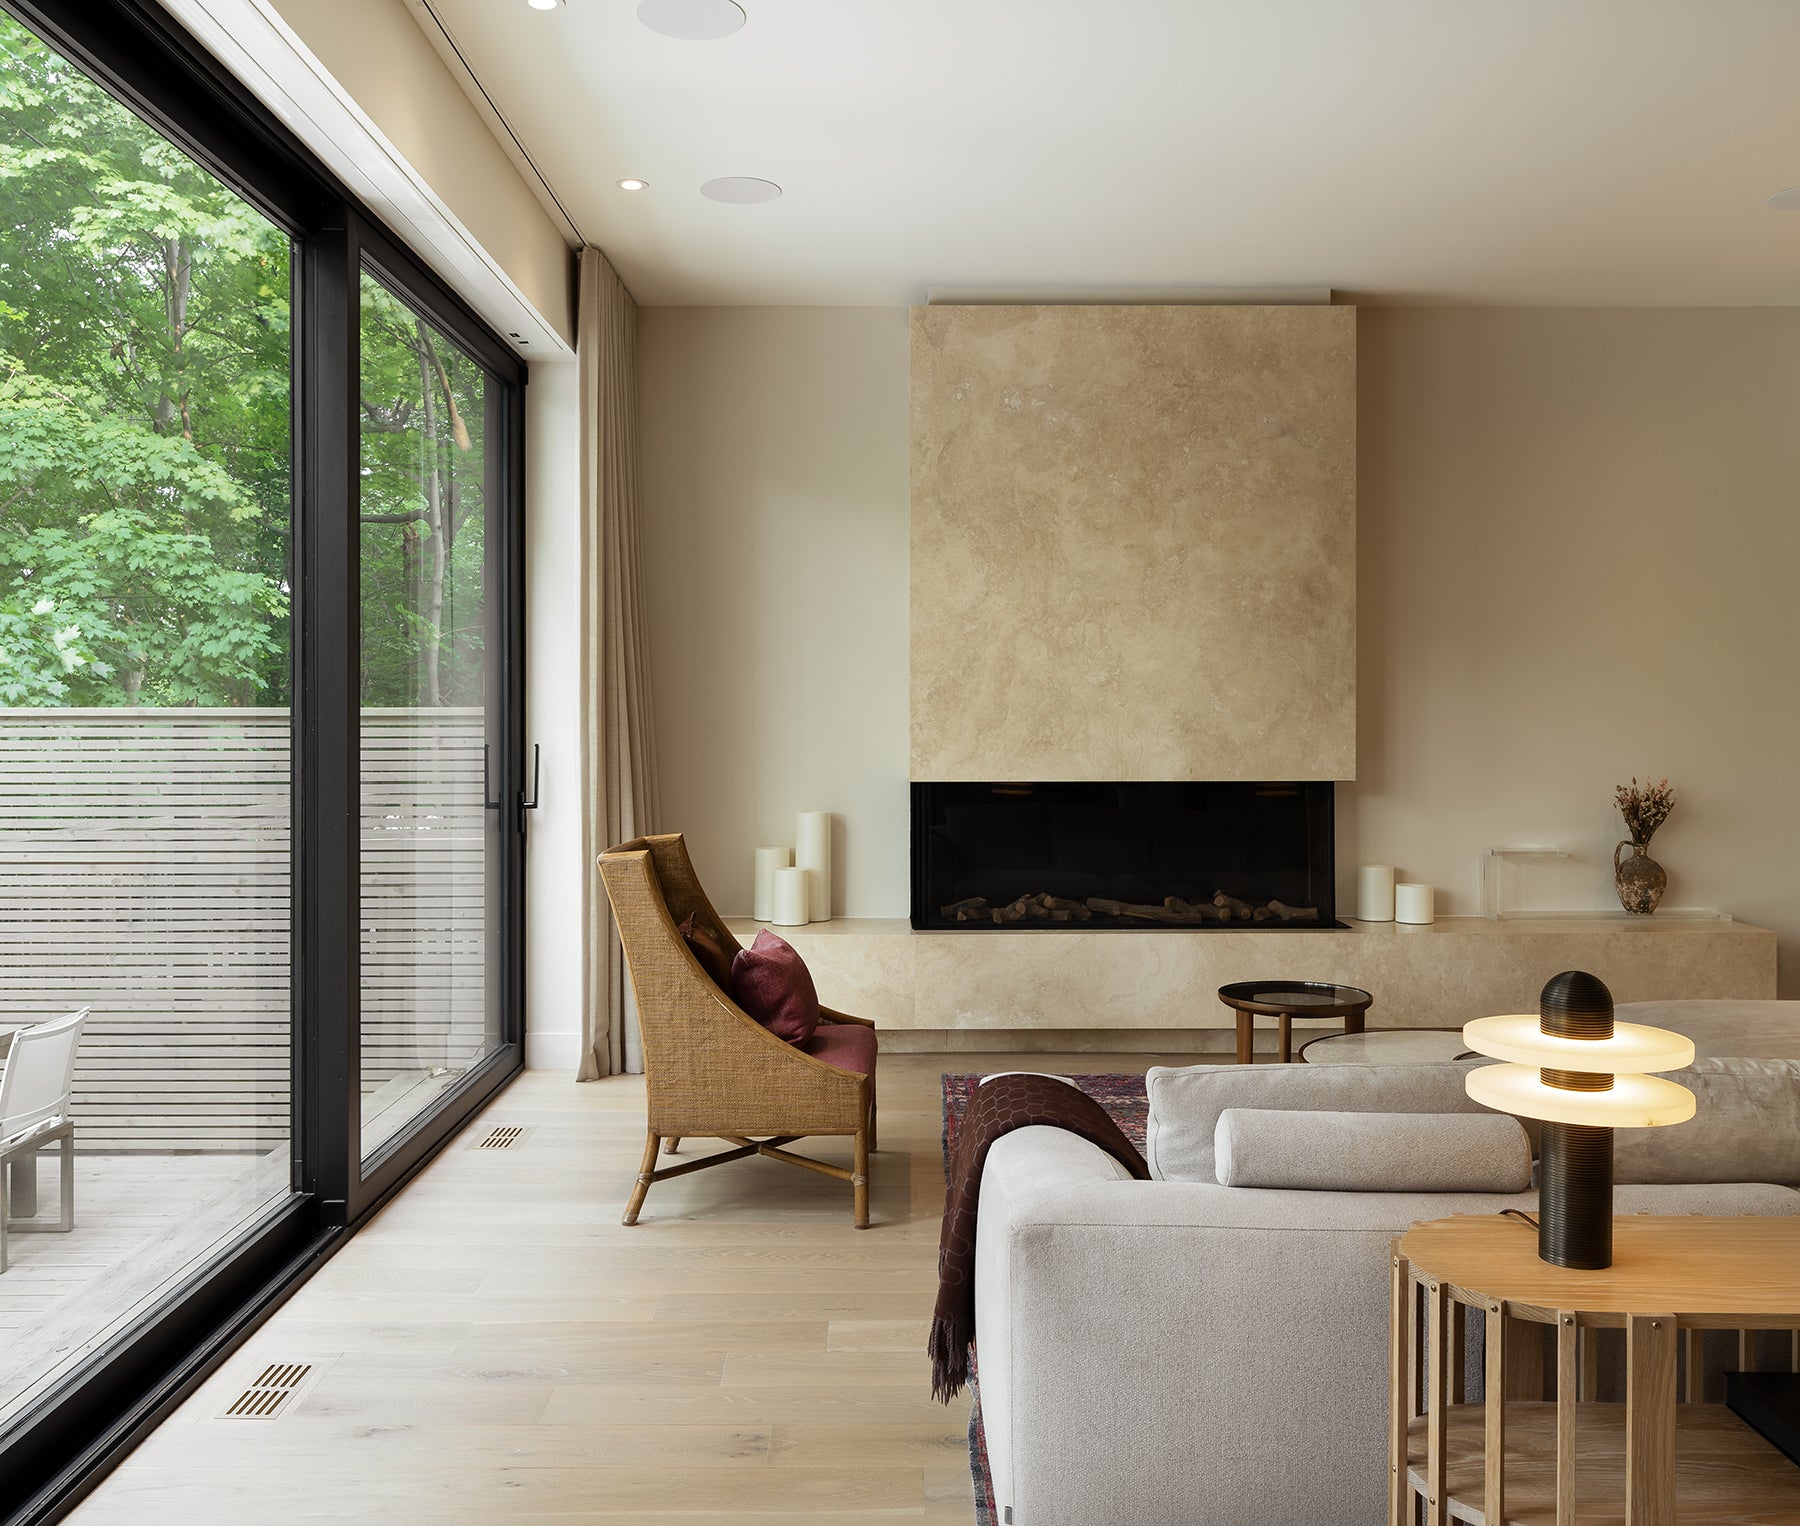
[1613,839,1667,915]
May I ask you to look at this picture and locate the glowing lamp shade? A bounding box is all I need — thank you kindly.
[1464,1064,1696,1129]
[1463,970,1694,1270]
[1463,1013,1693,1074]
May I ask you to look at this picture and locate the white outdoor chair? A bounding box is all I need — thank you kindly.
[0,1008,88,1274]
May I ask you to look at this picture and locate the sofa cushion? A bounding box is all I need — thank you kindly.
[1145,1061,1498,1183]
[730,929,821,1045]
[802,1021,877,1076]
[676,912,736,991]
[1213,1107,1532,1192]
[1613,1057,1800,1187]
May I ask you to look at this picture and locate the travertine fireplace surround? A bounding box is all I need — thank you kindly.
[909,303,1356,782]
[879,301,1779,1035]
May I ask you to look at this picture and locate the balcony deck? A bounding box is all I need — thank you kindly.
[0,1148,289,1428]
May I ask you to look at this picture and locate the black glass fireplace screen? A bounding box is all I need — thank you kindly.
[911,781,1341,930]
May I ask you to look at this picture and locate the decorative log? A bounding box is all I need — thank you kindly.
[1165,896,1225,921]
[1213,892,1255,920]
[941,896,987,917]
[1266,899,1320,923]
[992,896,1032,925]
[1087,896,1218,925]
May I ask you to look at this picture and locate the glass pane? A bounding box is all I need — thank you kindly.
[358,269,498,1161]
[0,14,293,1425]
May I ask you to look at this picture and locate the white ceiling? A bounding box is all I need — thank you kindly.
[421,0,1800,308]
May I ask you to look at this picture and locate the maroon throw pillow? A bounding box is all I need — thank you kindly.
[677,912,736,991]
[730,928,821,1045]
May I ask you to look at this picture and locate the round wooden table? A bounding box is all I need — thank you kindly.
[1392,1214,1800,1526]
[1216,980,1373,1064]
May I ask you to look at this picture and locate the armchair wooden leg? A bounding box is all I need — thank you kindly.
[663,1138,681,1155]
[623,1131,660,1226]
[852,1128,870,1230]
[867,1080,878,1153]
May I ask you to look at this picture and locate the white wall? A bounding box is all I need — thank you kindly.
[639,308,911,918]
[639,304,1800,997]
[523,360,585,1071]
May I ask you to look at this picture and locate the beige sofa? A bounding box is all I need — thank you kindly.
[973,1059,1800,1526]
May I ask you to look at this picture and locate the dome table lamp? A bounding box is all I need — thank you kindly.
[1462,970,1695,1270]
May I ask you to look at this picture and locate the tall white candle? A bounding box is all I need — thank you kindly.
[772,866,810,927]
[1395,882,1435,925]
[1357,865,1396,922]
[752,846,790,922]
[796,811,832,923]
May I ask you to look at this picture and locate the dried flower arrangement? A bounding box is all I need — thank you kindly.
[1615,777,1676,847]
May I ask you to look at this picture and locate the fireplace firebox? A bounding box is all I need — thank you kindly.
[911,781,1342,931]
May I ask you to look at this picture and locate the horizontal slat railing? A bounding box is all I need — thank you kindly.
[0,708,490,1152]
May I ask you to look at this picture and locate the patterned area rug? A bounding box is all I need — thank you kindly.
[939,1073,1150,1526]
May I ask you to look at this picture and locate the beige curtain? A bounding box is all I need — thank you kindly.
[578,246,660,1079]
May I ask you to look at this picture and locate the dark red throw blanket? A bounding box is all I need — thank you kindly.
[929,1072,1150,1402]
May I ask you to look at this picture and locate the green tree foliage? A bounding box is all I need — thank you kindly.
[0,15,486,709]
[359,276,487,709]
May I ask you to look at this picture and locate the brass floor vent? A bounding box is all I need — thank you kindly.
[472,1124,530,1151]
[224,1362,313,1419]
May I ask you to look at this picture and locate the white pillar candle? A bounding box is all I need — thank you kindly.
[796,810,832,923]
[752,845,790,922]
[772,866,810,927]
[1395,882,1435,925]
[1357,865,1396,922]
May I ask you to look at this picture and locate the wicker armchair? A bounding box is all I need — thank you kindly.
[598,834,878,1228]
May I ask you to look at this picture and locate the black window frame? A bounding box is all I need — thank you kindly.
[0,2,529,1519]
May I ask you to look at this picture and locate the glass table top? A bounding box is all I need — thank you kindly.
[1217,981,1373,1010]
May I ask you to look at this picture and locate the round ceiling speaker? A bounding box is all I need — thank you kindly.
[636,0,746,40]
[1768,186,1800,210]
[699,176,782,204]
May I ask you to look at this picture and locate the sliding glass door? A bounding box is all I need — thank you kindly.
[357,267,506,1164]
[0,1,526,1515]
[0,7,296,1429]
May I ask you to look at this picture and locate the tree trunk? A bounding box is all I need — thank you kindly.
[159,236,194,443]
[414,322,446,707]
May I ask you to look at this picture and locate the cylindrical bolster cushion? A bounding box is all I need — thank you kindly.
[1213,1108,1533,1192]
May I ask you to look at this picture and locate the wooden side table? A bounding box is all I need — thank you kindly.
[1391,1215,1800,1526]
[1216,980,1372,1063]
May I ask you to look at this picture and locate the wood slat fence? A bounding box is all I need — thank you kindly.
[0,708,490,1152]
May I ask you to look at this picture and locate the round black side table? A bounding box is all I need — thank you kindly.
[1216,980,1374,1064]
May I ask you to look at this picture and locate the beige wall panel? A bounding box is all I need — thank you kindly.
[1344,308,1800,997]
[640,309,911,919]
[909,304,1356,782]
[644,305,1797,998]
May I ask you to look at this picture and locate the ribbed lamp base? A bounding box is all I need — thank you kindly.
[1539,1120,1614,1269]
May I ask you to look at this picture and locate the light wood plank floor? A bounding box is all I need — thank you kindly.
[65,1052,1182,1524]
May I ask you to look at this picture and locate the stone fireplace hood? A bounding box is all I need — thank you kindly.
[909,303,1357,784]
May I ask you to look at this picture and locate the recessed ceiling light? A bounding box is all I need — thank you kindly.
[616,178,650,192]
[700,176,781,205]
[636,0,745,41]
[526,0,563,10]
[1768,186,1800,210]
